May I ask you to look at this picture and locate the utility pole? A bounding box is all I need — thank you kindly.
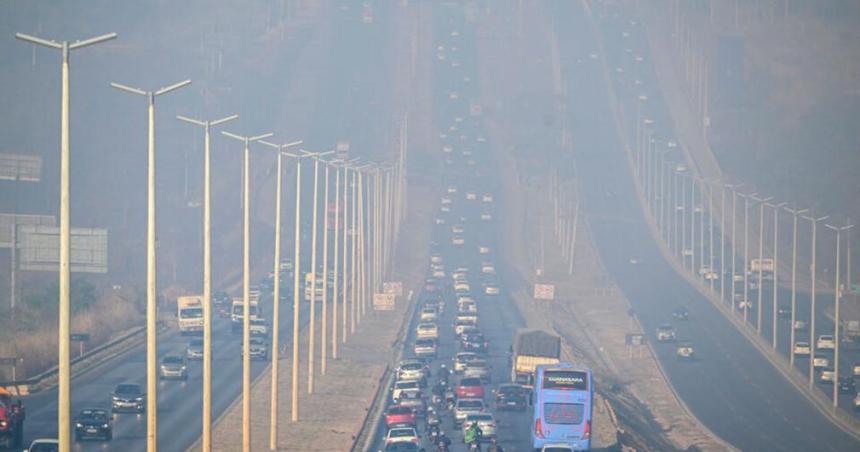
[222,130,273,450]
[259,139,302,448]
[16,31,117,452]
[804,214,828,389]
[176,113,238,452]
[320,160,331,375]
[785,207,807,366]
[113,78,191,452]
[826,223,853,409]
[751,195,772,334]
[767,202,786,349]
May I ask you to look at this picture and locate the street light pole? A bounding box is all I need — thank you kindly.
[826,223,854,409]
[15,31,117,452]
[258,140,303,449]
[113,78,191,452]
[803,214,828,389]
[741,193,758,323]
[751,195,773,334]
[785,207,807,366]
[320,160,330,375]
[176,113,238,452]
[222,130,273,451]
[767,201,786,349]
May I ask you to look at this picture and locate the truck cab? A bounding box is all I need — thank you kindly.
[231,299,260,333]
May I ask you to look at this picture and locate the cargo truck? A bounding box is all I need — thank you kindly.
[231,298,260,333]
[176,295,204,335]
[511,329,561,387]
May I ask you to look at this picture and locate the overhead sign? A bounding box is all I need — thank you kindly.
[373,293,395,311]
[0,214,56,248]
[0,357,19,366]
[70,333,91,342]
[383,281,403,297]
[533,283,555,300]
[625,334,645,346]
[18,226,108,273]
[0,153,42,182]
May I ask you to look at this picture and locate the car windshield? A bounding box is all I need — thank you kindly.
[418,324,435,330]
[389,428,415,438]
[162,356,184,364]
[460,378,482,386]
[385,443,419,451]
[388,406,412,414]
[189,339,203,347]
[78,409,108,421]
[250,337,266,345]
[115,384,141,395]
[397,381,419,389]
[401,362,422,370]
[499,385,522,394]
[543,448,573,452]
[456,353,476,362]
[30,444,60,452]
[468,414,493,421]
[467,361,487,369]
[458,400,483,409]
[415,339,434,347]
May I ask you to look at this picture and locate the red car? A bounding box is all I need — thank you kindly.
[384,405,416,428]
[455,377,485,399]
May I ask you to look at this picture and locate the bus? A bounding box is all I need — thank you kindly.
[531,363,592,451]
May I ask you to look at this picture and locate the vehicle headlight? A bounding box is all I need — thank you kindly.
[135,397,144,402]
[181,366,187,371]
[103,423,110,428]
[112,396,120,401]
[76,423,83,428]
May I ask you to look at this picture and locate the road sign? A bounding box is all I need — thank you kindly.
[0,357,19,366]
[533,283,555,300]
[0,153,42,182]
[383,281,403,297]
[18,226,108,273]
[373,293,395,311]
[0,214,56,248]
[70,333,90,342]
[625,334,645,346]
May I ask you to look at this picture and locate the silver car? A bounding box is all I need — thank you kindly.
[397,360,427,382]
[454,398,485,425]
[461,413,497,440]
[413,339,437,358]
[159,355,188,380]
[463,359,491,382]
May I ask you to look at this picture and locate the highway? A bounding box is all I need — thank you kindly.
[14,2,401,451]
[551,0,860,450]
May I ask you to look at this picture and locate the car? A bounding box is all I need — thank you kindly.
[480,262,495,274]
[458,300,477,314]
[73,408,112,441]
[453,398,485,425]
[430,254,443,264]
[454,281,471,293]
[456,377,485,399]
[853,362,860,377]
[454,318,478,336]
[111,383,145,413]
[777,306,792,318]
[451,224,465,234]
[159,355,188,380]
[384,405,417,428]
[413,339,437,358]
[495,384,527,410]
[453,352,479,373]
[794,320,809,331]
[819,368,835,384]
[656,324,676,342]
[398,391,427,415]
[420,307,437,322]
[793,341,811,355]
[249,318,269,337]
[839,377,855,393]
[431,267,445,279]
[441,196,453,205]
[186,338,204,360]
[447,186,458,194]
[672,307,689,320]
[676,342,695,361]
[384,427,420,446]
[461,412,497,440]
[480,212,492,221]
[24,439,59,452]
[540,445,574,452]
[391,380,421,403]
[451,236,465,246]
[466,191,477,200]
[813,354,830,369]
[854,393,860,411]
[416,323,439,340]
[478,245,491,254]
[461,333,488,353]
[817,334,836,350]
[482,193,493,203]
[398,359,428,382]
[242,336,269,360]
[463,360,491,382]
[483,283,500,295]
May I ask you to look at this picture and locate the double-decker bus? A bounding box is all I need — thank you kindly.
[531,363,593,451]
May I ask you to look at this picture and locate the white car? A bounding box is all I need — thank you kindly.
[813,355,830,369]
[481,262,495,274]
[478,245,491,255]
[458,301,477,313]
[453,352,479,373]
[447,186,458,194]
[454,398,485,425]
[819,368,835,384]
[391,379,421,402]
[25,439,60,452]
[794,320,809,331]
[854,362,860,377]
[451,224,465,234]
[416,322,439,340]
[442,144,453,153]
[793,341,811,355]
[430,254,443,264]
[484,284,500,296]
[480,212,493,221]
[482,193,493,203]
[817,335,835,350]
[454,281,471,293]
[854,393,860,410]
[413,338,437,357]
[466,191,477,200]
[420,308,437,322]
[462,412,497,440]
[441,196,453,205]
[452,236,465,246]
[384,427,420,446]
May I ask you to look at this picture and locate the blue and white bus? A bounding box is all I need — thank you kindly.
[531,363,593,451]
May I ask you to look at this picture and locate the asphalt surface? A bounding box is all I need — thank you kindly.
[14,2,400,451]
[551,0,860,450]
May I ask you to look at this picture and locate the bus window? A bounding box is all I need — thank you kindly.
[544,402,585,424]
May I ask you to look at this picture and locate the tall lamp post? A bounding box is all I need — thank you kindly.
[222,130,274,451]
[176,113,238,452]
[258,139,303,450]
[825,222,854,409]
[14,31,117,452]
[766,201,787,349]
[803,214,828,388]
[751,195,773,334]
[784,206,807,366]
[112,78,191,452]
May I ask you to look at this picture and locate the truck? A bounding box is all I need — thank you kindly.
[176,295,204,335]
[231,298,260,333]
[750,258,775,279]
[510,329,561,387]
[0,387,25,449]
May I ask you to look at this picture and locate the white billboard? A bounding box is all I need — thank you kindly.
[18,226,108,273]
[0,214,56,248]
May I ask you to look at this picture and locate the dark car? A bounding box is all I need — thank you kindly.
[461,332,488,353]
[111,383,145,413]
[838,377,856,394]
[74,408,112,441]
[495,383,527,411]
[672,307,690,321]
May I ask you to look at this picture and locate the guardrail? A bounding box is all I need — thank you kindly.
[0,324,154,394]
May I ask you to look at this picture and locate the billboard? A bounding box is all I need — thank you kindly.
[0,153,42,182]
[383,281,403,297]
[373,293,395,311]
[533,283,555,300]
[0,214,56,248]
[18,226,108,273]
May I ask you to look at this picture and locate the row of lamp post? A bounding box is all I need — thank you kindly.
[14,29,405,452]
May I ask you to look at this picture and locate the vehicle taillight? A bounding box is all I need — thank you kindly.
[583,420,591,440]
[535,418,544,438]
